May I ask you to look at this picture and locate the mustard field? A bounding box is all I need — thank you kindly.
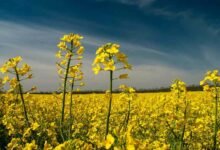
[0,91,219,149]
[1,33,220,149]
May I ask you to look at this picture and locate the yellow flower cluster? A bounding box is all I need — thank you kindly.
[119,84,136,102]
[56,33,84,83]
[200,70,220,86]
[57,33,83,51]
[200,70,220,95]
[0,56,22,73]
[56,33,84,62]
[171,79,186,96]
[0,56,35,92]
[92,43,131,74]
[105,134,115,149]
[119,84,135,93]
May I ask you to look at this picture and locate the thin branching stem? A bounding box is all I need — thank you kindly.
[105,70,113,138]
[69,79,75,139]
[60,40,73,141]
[14,67,30,127]
[213,82,218,150]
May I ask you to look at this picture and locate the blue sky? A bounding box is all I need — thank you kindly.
[0,0,220,91]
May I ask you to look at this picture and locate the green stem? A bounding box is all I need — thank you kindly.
[180,99,187,150]
[125,98,131,130]
[69,79,75,139]
[60,40,73,141]
[214,83,218,150]
[105,70,113,138]
[14,67,30,127]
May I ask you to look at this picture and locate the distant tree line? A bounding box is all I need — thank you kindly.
[27,85,203,94]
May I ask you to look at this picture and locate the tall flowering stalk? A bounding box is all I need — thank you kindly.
[200,70,220,150]
[68,63,84,139]
[92,43,131,138]
[0,56,36,127]
[56,33,84,140]
[170,79,187,149]
[171,79,187,112]
[119,85,136,130]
